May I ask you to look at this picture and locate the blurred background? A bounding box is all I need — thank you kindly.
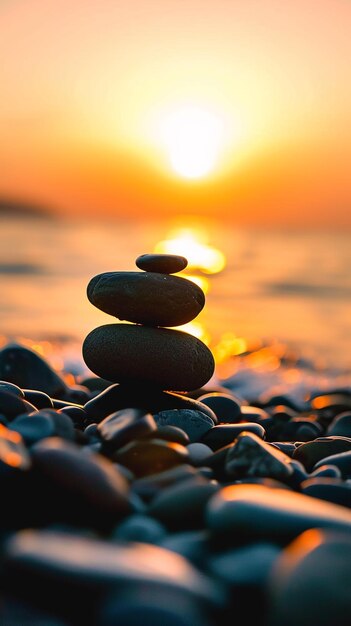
[1,0,351,375]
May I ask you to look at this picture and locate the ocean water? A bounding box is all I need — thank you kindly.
[1,213,351,376]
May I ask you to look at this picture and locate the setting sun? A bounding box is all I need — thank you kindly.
[159,106,224,179]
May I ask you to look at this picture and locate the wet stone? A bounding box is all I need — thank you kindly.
[114,438,189,478]
[0,380,24,397]
[0,389,37,420]
[57,405,87,428]
[187,443,213,466]
[31,438,132,527]
[201,423,266,451]
[87,271,205,327]
[197,392,242,424]
[23,389,54,409]
[9,413,57,446]
[135,253,188,274]
[206,483,351,541]
[0,343,68,397]
[83,324,215,392]
[154,409,215,443]
[293,436,351,472]
[225,431,294,483]
[98,408,157,452]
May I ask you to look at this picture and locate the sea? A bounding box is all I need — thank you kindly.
[1,212,351,386]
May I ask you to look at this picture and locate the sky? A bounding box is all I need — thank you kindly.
[0,0,350,227]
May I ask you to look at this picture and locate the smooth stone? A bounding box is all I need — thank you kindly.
[83,325,215,392]
[0,390,37,420]
[0,343,68,397]
[208,541,281,587]
[0,424,31,473]
[32,438,132,526]
[148,476,219,530]
[135,253,188,274]
[132,465,197,501]
[0,380,24,397]
[240,405,270,422]
[87,271,205,327]
[32,409,75,441]
[3,530,223,609]
[206,484,351,540]
[327,411,351,437]
[301,477,351,508]
[187,443,213,465]
[51,398,84,410]
[114,438,189,478]
[257,392,306,413]
[57,405,87,427]
[266,529,351,626]
[84,384,217,423]
[313,450,351,478]
[153,425,190,445]
[9,413,57,446]
[201,423,266,451]
[23,389,54,409]
[79,376,112,392]
[293,436,351,472]
[98,408,156,451]
[196,393,242,423]
[225,431,294,483]
[154,409,214,443]
[111,514,166,544]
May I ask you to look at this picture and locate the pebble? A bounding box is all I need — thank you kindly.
[313,449,351,477]
[0,389,37,419]
[154,425,190,445]
[225,431,294,483]
[135,253,188,274]
[98,408,157,451]
[301,477,351,508]
[83,324,215,391]
[201,423,266,451]
[154,409,215,443]
[293,436,351,472]
[114,438,189,478]
[206,483,351,541]
[196,392,242,423]
[132,465,197,501]
[0,343,68,397]
[23,389,54,409]
[111,514,166,543]
[326,411,351,437]
[266,529,351,626]
[87,271,205,327]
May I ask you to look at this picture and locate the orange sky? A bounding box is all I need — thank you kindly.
[0,0,350,227]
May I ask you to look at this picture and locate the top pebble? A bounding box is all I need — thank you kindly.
[136,254,188,274]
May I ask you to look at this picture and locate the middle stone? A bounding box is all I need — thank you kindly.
[87,271,205,327]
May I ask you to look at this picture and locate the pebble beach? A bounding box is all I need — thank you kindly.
[1,251,351,626]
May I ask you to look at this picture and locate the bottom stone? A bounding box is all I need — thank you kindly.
[82,323,215,392]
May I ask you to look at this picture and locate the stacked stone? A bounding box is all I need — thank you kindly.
[82,254,215,392]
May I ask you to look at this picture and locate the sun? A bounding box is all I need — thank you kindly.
[159,105,224,180]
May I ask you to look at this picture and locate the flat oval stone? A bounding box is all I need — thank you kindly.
[293,436,351,472]
[206,483,351,540]
[23,389,54,410]
[135,254,188,274]
[0,390,37,420]
[87,272,205,327]
[197,393,242,423]
[82,324,215,392]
